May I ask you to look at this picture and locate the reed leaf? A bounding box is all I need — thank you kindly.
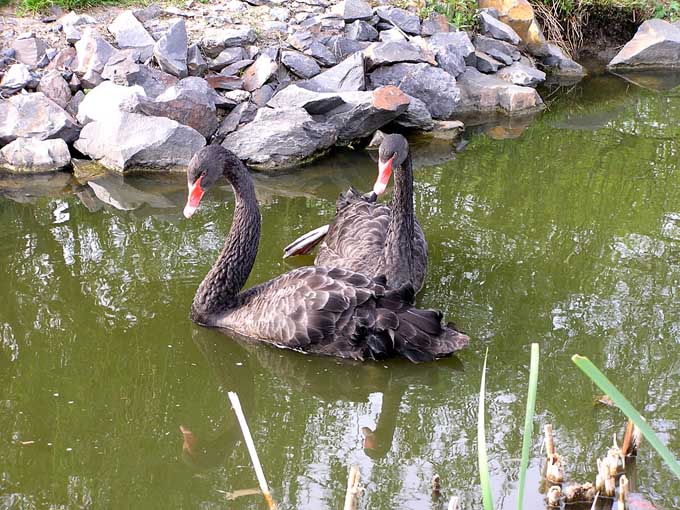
[517,343,539,510]
[478,348,494,510]
[572,354,680,480]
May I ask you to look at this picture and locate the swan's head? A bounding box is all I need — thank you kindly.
[184,146,236,218]
[374,134,409,196]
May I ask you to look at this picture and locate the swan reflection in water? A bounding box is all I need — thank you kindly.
[179,328,465,474]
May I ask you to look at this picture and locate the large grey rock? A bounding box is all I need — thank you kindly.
[473,34,519,65]
[63,23,81,44]
[209,47,246,71]
[223,107,337,170]
[0,93,80,145]
[242,54,278,92]
[74,28,116,81]
[187,44,208,76]
[268,84,346,114]
[420,13,452,36]
[109,11,155,61]
[219,59,254,77]
[542,44,585,76]
[74,112,205,172]
[0,64,34,94]
[379,28,407,43]
[374,6,420,35]
[154,19,188,78]
[364,41,428,70]
[11,36,48,68]
[479,11,521,45]
[66,90,85,117]
[393,96,434,130]
[58,11,96,26]
[37,70,72,108]
[281,51,321,79]
[77,81,147,125]
[608,19,680,69]
[325,36,370,60]
[289,30,337,66]
[456,66,542,114]
[331,0,373,21]
[0,138,71,173]
[369,63,460,119]
[200,26,257,58]
[215,101,249,140]
[427,31,475,78]
[47,47,77,72]
[497,62,545,87]
[345,20,378,41]
[101,53,178,98]
[301,52,365,92]
[475,51,502,73]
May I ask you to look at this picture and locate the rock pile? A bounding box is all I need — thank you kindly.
[0,0,582,173]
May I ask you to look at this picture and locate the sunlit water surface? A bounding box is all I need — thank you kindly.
[1,73,680,509]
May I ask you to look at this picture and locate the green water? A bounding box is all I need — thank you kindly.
[2,73,680,509]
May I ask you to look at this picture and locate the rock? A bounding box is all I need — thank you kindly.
[420,13,452,36]
[154,19,188,78]
[108,11,155,61]
[379,28,407,43]
[77,81,147,125]
[542,44,585,76]
[58,11,96,26]
[456,66,542,114]
[223,107,337,170]
[428,31,475,78]
[206,75,243,90]
[325,36,370,60]
[37,70,72,108]
[11,37,48,68]
[497,61,545,86]
[200,26,257,58]
[47,47,76,71]
[187,44,208,76]
[288,30,337,66]
[219,59,254,76]
[263,21,288,34]
[131,77,219,138]
[331,0,373,21]
[242,54,278,92]
[268,84,346,114]
[101,53,178,98]
[473,34,519,65]
[66,90,85,116]
[0,64,33,94]
[479,11,521,44]
[364,41,428,70]
[608,19,680,69]
[251,84,275,107]
[374,6,420,35]
[75,112,205,171]
[63,23,81,44]
[0,93,80,145]
[301,52,364,92]
[393,95,433,130]
[209,47,246,71]
[475,51,502,73]
[0,138,71,173]
[369,63,460,119]
[75,28,116,78]
[281,51,321,79]
[345,20,378,42]
[68,74,80,93]
[133,4,163,22]
[223,89,250,104]
[215,101,249,139]
[270,7,290,21]
[478,0,548,56]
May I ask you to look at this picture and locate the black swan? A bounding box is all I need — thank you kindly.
[283,134,428,293]
[183,145,468,362]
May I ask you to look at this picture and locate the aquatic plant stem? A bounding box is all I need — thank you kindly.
[572,355,680,480]
[478,348,494,510]
[227,391,277,509]
[517,343,539,510]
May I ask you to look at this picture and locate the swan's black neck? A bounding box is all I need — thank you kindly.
[191,157,261,323]
[382,153,415,288]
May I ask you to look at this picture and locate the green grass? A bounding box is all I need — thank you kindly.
[477,348,494,510]
[420,0,478,29]
[517,343,539,510]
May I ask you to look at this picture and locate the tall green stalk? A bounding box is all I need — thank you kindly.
[517,343,540,510]
[478,348,494,510]
[572,354,680,480]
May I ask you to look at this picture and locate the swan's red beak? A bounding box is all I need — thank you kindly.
[184,176,205,219]
[374,156,394,195]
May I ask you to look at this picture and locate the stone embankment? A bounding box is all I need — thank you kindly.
[1,0,586,173]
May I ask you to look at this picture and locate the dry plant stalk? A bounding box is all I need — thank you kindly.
[343,465,362,510]
[544,424,564,483]
[447,496,460,510]
[431,474,441,498]
[622,419,635,457]
[619,475,629,509]
[546,485,562,507]
[564,482,596,503]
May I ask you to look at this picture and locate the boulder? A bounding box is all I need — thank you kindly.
[47,47,77,72]
[0,63,34,94]
[11,36,48,68]
[497,61,545,87]
[301,52,365,92]
[251,84,275,107]
[479,11,521,44]
[63,24,81,44]
[0,93,80,145]
[77,81,147,125]
[223,107,337,170]
[74,112,205,171]
[101,53,179,98]
[154,18,188,78]
[289,30,337,66]
[345,20,378,41]
[66,90,85,117]
[268,84,346,114]
[187,44,208,76]
[392,95,434,130]
[477,0,548,56]
[473,34,519,65]
[242,54,278,92]
[108,11,155,61]
[58,11,96,26]
[369,63,461,119]
[427,31,475,78]
[281,51,321,79]
[325,36,370,60]
[205,75,243,91]
[331,0,373,21]
[608,19,680,69]
[219,59,254,76]
[456,66,542,114]
[363,41,428,70]
[74,28,116,83]
[475,51,503,73]
[200,26,257,58]
[209,47,246,71]
[215,101,249,140]
[0,138,71,173]
[541,44,585,76]
[379,28,407,43]
[37,70,72,108]
[374,6,421,35]
[420,13,452,36]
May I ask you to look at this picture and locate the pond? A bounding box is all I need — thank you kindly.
[1,72,679,509]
